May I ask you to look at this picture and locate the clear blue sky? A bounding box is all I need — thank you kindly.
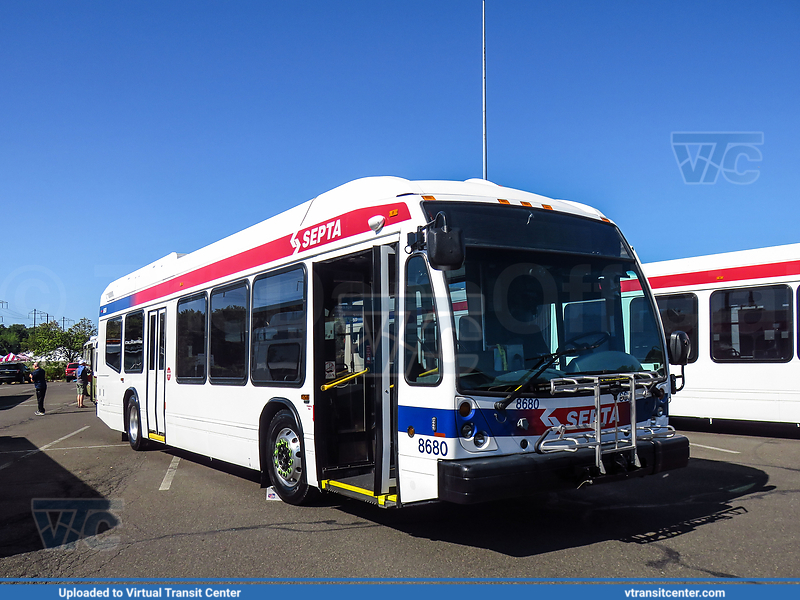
[1,0,798,328]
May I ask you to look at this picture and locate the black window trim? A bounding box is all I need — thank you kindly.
[709,283,794,364]
[123,310,145,374]
[404,253,443,387]
[105,316,123,374]
[250,263,308,388]
[175,291,208,385]
[654,292,700,364]
[209,279,250,386]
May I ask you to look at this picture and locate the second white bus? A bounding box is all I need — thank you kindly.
[645,243,800,425]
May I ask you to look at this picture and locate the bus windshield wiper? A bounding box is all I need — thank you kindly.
[494,331,610,412]
[493,350,570,412]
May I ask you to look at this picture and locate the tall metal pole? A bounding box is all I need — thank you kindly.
[482,0,488,180]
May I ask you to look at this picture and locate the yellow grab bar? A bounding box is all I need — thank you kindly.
[320,368,369,391]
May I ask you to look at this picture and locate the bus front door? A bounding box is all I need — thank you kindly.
[314,245,397,505]
[146,308,167,442]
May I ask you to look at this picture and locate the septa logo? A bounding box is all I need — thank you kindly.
[540,403,630,432]
[291,219,342,255]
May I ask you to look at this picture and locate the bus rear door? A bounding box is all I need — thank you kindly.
[146,308,167,443]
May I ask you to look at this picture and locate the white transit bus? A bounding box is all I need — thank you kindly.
[96,176,690,507]
[644,243,800,425]
[83,336,98,370]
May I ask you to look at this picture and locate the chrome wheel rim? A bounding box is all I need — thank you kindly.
[128,404,139,442]
[273,427,301,488]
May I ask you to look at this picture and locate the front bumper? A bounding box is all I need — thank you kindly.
[438,434,689,504]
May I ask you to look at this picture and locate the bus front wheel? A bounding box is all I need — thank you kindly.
[266,410,310,505]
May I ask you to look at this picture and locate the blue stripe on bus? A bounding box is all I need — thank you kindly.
[397,405,458,438]
[99,295,135,317]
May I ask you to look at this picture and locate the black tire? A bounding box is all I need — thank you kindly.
[126,397,148,451]
[266,410,311,505]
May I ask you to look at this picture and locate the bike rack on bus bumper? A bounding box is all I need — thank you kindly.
[534,373,677,475]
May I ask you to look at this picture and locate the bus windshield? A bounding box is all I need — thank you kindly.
[427,203,665,395]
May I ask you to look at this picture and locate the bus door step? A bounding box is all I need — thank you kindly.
[321,477,398,508]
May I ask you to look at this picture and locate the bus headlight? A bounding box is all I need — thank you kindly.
[474,431,489,448]
[461,422,475,439]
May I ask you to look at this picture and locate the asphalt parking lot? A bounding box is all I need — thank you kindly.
[1,380,798,580]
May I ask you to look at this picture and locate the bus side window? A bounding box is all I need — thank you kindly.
[210,281,249,383]
[177,294,207,382]
[124,311,144,373]
[710,285,793,362]
[105,317,122,373]
[404,255,441,385]
[251,267,306,385]
[655,293,698,363]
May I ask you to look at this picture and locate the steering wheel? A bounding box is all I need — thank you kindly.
[561,330,610,355]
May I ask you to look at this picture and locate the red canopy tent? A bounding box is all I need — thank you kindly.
[1,353,31,362]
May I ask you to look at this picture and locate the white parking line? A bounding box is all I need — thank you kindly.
[44,444,130,451]
[159,456,181,491]
[690,442,741,454]
[0,444,128,455]
[0,425,91,470]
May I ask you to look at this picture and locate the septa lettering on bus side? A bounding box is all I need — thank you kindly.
[291,219,343,254]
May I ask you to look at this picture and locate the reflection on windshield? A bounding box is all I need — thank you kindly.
[447,248,664,395]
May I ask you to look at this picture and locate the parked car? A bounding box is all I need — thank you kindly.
[65,362,80,382]
[0,363,30,384]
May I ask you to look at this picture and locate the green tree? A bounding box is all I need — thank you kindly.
[27,319,97,361]
[0,324,30,355]
[27,321,65,359]
[62,318,98,361]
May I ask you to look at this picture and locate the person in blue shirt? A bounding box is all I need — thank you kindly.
[75,359,91,408]
[30,362,47,416]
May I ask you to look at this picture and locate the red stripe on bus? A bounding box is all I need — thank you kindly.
[129,203,411,310]
[648,259,800,290]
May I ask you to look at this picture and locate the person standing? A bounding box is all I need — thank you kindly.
[75,359,90,408]
[30,362,47,416]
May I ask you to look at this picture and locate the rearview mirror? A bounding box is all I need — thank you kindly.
[427,226,464,271]
[668,330,691,366]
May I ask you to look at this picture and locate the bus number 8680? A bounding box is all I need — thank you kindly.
[419,438,448,456]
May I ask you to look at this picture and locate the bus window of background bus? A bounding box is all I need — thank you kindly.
[654,294,698,363]
[627,296,666,367]
[124,311,144,373]
[710,285,793,362]
[404,255,441,385]
[176,294,207,383]
[210,281,249,384]
[105,317,122,373]
[251,267,306,385]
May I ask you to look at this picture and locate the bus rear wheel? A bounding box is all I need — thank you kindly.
[127,397,147,451]
[266,410,310,505]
